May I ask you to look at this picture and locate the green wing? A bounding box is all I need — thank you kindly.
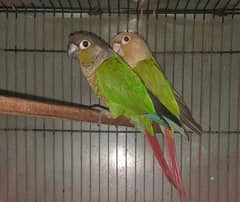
[95,52,156,120]
[134,57,180,119]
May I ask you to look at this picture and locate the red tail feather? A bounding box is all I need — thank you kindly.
[163,128,186,197]
[144,130,179,190]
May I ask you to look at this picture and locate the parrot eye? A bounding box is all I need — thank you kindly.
[79,40,91,50]
[122,35,130,44]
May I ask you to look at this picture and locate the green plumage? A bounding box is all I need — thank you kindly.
[134,57,180,118]
[95,52,155,135]
[68,31,186,194]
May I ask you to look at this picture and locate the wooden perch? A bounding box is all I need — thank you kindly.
[0,90,133,128]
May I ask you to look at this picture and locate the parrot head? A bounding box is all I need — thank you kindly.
[111,32,150,67]
[68,31,110,73]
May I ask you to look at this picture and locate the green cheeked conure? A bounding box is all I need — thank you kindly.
[112,32,202,136]
[112,32,203,194]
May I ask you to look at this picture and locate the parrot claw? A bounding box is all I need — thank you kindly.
[88,104,110,126]
[97,108,112,126]
[97,112,102,127]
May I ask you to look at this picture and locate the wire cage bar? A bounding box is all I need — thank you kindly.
[0,0,240,14]
[0,0,239,202]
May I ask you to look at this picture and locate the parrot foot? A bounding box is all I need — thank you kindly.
[97,109,112,126]
[88,104,111,126]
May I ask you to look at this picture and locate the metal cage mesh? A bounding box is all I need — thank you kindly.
[1,0,240,14]
[0,0,240,202]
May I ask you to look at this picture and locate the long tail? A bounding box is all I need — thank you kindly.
[144,129,180,191]
[160,126,186,197]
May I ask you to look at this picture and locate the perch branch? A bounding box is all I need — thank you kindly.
[0,90,133,128]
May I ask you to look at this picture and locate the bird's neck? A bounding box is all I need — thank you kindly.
[126,46,151,68]
[80,48,110,88]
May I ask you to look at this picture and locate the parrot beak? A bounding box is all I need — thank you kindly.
[68,43,79,59]
[112,42,121,53]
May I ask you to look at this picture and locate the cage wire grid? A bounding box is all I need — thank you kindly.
[0,0,240,202]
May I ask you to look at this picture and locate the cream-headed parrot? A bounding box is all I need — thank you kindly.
[68,31,185,196]
[112,31,202,193]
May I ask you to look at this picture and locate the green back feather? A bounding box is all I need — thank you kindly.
[134,57,180,118]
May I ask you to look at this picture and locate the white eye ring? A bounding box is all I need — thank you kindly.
[79,40,91,50]
[121,35,130,45]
